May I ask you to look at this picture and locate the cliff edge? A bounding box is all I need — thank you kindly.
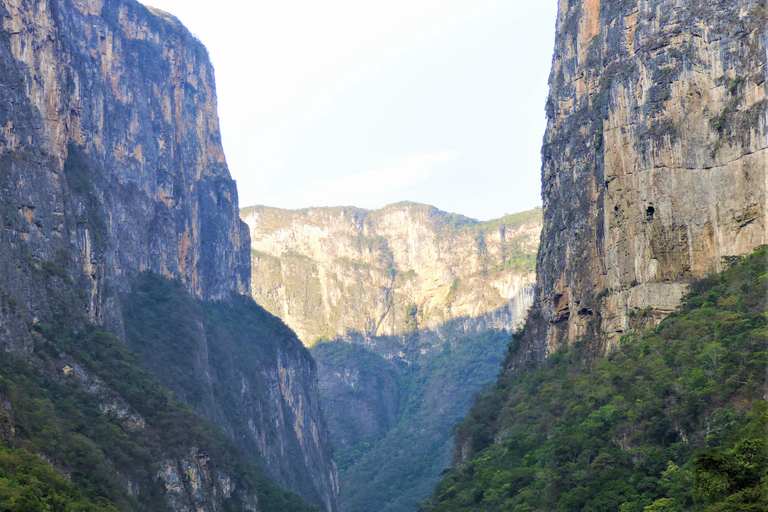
[524,0,767,359]
[0,1,337,510]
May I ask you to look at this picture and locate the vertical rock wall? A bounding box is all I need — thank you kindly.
[525,0,767,359]
[0,0,250,346]
[0,1,338,510]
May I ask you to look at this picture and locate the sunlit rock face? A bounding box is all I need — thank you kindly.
[520,0,767,360]
[0,2,338,510]
[242,202,541,359]
[243,202,541,511]
[0,0,250,341]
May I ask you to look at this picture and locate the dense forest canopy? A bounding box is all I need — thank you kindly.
[421,246,768,512]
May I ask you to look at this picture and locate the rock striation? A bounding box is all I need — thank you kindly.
[523,0,767,359]
[1,0,250,337]
[242,202,541,358]
[0,1,337,510]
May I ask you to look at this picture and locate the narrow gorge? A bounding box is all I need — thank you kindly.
[0,0,765,511]
[241,203,541,511]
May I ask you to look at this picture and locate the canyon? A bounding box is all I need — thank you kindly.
[0,0,337,510]
[242,203,542,511]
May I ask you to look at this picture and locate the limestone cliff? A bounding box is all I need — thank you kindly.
[1,0,250,338]
[241,203,541,511]
[0,1,337,510]
[241,202,541,358]
[524,0,767,359]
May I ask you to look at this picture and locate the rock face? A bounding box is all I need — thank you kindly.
[1,0,250,337]
[524,0,767,359]
[242,203,541,358]
[312,342,400,454]
[242,203,541,511]
[0,1,337,510]
[158,449,259,512]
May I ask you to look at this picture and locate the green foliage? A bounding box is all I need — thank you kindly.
[404,304,419,332]
[0,347,155,511]
[445,278,460,306]
[322,330,512,512]
[311,342,400,473]
[422,247,768,511]
[41,260,72,283]
[692,404,768,511]
[494,253,537,273]
[475,208,542,233]
[0,446,115,511]
[121,272,322,512]
[123,273,210,406]
[0,270,321,512]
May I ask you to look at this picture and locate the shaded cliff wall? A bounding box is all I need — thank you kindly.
[241,203,540,358]
[525,0,767,359]
[0,1,338,510]
[0,0,250,344]
[123,274,339,512]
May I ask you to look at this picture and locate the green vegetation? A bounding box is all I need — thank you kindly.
[315,330,513,512]
[495,253,537,274]
[445,278,460,307]
[0,446,115,511]
[311,341,401,473]
[421,247,767,511]
[122,271,325,511]
[0,268,321,512]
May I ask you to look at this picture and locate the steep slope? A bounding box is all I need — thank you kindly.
[241,203,540,355]
[0,0,337,510]
[13,297,323,512]
[241,204,542,511]
[422,246,768,511]
[523,0,767,358]
[424,1,768,510]
[122,273,339,512]
[317,329,513,512]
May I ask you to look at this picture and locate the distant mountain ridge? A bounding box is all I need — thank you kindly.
[241,202,541,358]
[241,202,542,511]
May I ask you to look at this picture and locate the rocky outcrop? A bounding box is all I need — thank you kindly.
[0,1,337,510]
[242,203,541,358]
[524,0,767,358]
[158,449,260,512]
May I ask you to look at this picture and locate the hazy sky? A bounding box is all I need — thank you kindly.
[140,0,557,220]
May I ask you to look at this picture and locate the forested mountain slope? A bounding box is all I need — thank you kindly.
[422,247,767,512]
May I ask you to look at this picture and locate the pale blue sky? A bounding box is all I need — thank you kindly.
[141,0,557,220]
